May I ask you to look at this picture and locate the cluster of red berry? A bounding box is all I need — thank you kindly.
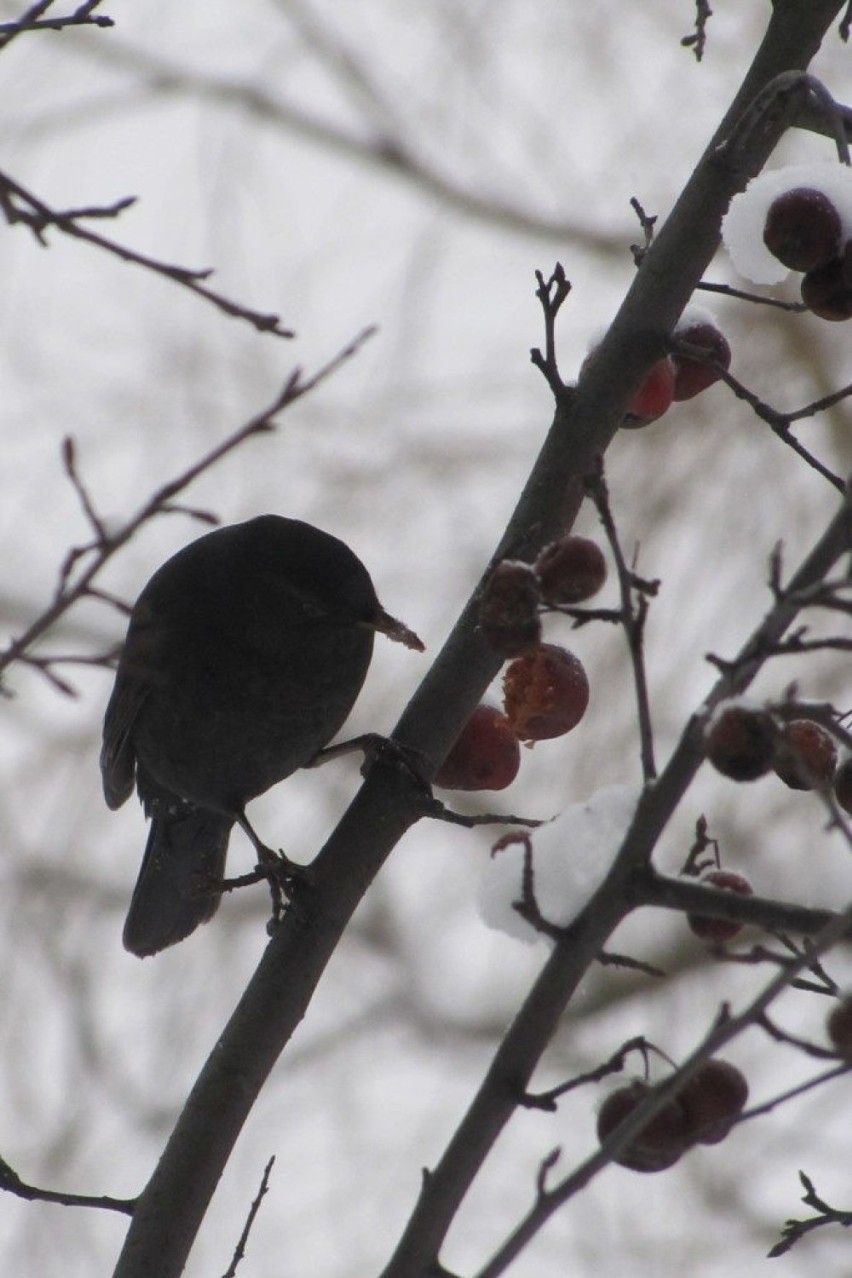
[763,186,852,321]
[434,537,606,792]
[595,946,852,1178]
[596,1058,749,1173]
[584,311,732,429]
[704,704,850,805]
[683,709,852,945]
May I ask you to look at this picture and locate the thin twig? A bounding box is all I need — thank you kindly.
[669,341,846,491]
[681,0,713,62]
[530,264,572,395]
[585,459,658,780]
[0,0,112,49]
[769,1170,852,1257]
[629,197,656,265]
[0,167,294,338]
[0,1151,134,1214]
[695,279,807,310]
[520,1036,655,1111]
[220,1156,275,1278]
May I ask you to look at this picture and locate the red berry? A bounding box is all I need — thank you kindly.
[773,719,837,791]
[534,536,607,605]
[834,756,852,815]
[623,357,676,427]
[671,320,731,401]
[679,1060,749,1145]
[580,345,674,428]
[763,187,842,273]
[434,705,521,791]
[801,242,852,321]
[704,705,776,781]
[687,868,753,943]
[478,561,542,658]
[503,643,589,742]
[596,1081,688,1173]
[827,994,852,1059]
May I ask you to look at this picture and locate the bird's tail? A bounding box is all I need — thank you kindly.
[123,809,233,957]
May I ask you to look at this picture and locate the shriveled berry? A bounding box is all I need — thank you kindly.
[534,536,607,605]
[763,187,842,273]
[434,705,521,792]
[679,1060,749,1145]
[801,243,852,321]
[827,994,852,1059]
[623,357,676,427]
[704,705,776,781]
[671,320,731,401]
[596,1081,688,1173]
[773,719,837,791]
[478,561,542,657]
[834,756,852,815]
[687,868,753,943]
[503,643,589,742]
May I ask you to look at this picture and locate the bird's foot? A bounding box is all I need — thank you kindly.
[232,808,313,933]
[311,732,432,787]
[311,734,542,828]
[253,845,313,935]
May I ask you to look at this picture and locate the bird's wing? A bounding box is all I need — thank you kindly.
[101,596,169,810]
[101,673,148,810]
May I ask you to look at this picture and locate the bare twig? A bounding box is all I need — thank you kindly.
[520,1036,656,1111]
[0,1151,134,1215]
[769,1171,852,1257]
[220,1157,275,1278]
[0,168,294,338]
[680,814,721,876]
[741,1061,851,1124]
[0,1,112,50]
[668,339,846,491]
[755,1011,839,1059]
[585,460,658,780]
[681,0,713,61]
[530,264,572,395]
[597,950,666,978]
[629,197,657,265]
[695,279,807,310]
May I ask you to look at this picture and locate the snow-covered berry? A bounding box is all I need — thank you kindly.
[763,187,842,272]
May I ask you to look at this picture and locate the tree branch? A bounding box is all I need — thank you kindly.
[0,168,294,337]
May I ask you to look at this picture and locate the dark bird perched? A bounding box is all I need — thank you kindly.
[101,515,423,957]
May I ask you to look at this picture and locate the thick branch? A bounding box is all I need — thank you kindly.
[630,868,839,937]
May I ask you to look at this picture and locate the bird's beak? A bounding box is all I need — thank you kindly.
[369,606,425,652]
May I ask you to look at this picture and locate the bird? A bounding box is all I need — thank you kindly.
[101,515,423,957]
